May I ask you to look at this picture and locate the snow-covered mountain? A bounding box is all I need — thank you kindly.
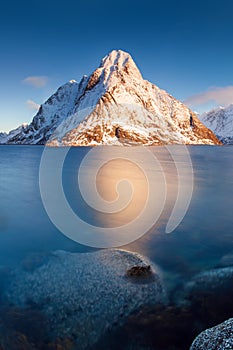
[1,50,221,146]
[200,105,233,144]
[0,124,28,144]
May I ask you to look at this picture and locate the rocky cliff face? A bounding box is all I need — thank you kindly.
[200,105,233,144]
[1,50,221,146]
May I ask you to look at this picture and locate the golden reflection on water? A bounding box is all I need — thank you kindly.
[96,158,149,227]
[77,146,193,247]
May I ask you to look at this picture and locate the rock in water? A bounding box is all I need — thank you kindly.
[190,318,233,350]
[4,249,167,349]
[183,267,233,328]
[185,266,233,295]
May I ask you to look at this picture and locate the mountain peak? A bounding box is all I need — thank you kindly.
[100,50,132,68]
[1,50,222,146]
[99,49,142,80]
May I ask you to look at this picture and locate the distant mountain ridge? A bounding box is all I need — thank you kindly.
[200,105,233,144]
[0,124,28,144]
[0,50,221,146]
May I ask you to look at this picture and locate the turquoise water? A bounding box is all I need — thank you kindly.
[0,145,232,270]
[0,145,232,349]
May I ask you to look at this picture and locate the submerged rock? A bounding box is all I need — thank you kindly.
[217,252,233,268]
[4,249,166,349]
[190,318,233,350]
[185,266,233,294]
[184,267,233,327]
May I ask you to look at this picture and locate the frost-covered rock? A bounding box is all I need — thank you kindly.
[5,249,166,349]
[2,50,220,146]
[190,318,233,350]
[200,104,233,144]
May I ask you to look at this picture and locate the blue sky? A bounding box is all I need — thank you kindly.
[1,0,233,132]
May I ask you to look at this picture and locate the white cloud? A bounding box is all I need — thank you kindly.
[26,100,40,111]
[184,86,233,108]
[22,76,48,88]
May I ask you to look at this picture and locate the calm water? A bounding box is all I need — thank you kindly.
[0,145,233,349]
